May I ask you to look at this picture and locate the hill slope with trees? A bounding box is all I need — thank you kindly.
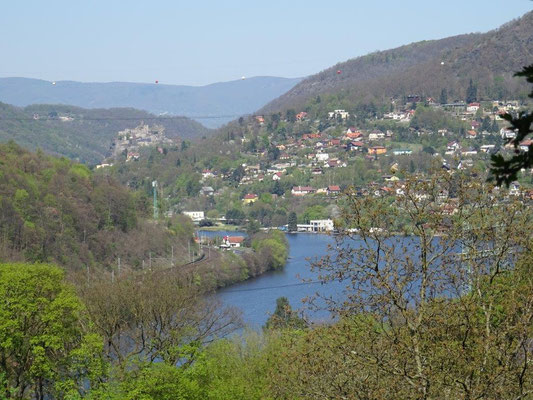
[0,102,211,164]
[261,10,533,113]
[0,141,196,271]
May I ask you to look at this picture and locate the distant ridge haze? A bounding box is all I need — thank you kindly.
[0,76,302,128]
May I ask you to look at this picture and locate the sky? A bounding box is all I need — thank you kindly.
[1,0,532,86]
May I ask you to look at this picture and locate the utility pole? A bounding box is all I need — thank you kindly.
[171,245,174,267]
[117,257,121,275]
[152,180,159,219]
[149,252,152,271]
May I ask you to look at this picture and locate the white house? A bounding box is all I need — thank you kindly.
[328,109,350,120]
[272,172,282,181]
[202,169,215,179]
[519,139,532,152]
[447,141,461,152]
[291,186,316,196]
[467,102,480,113]
[392,149,412,155]
[183,211,205,222]
[310,219,334,232]
[316,152,330,162]
[500,128,517,139]
[368,130,385,141]
[480,144,496,153]
[509,182,521,196]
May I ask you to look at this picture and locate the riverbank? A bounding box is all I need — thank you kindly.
[216,233,337,328]
[181,230,290,292]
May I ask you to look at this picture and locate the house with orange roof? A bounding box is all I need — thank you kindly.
[242,193,258,204]
[368,146,387,155]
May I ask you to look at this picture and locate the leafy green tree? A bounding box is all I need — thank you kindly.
[246,219,261,235]
[267,146,280,161]
[0,263,106,399]
[302,205,327,222]
[251,231,288,270]
[264,297,306,330]
[285,109,297,123]
[231,165,245,183]
[271,180,284,196]
[422,146,435,155]
[491,118,499,133]
[481,116,492,132]
[226,209,245,225]
[287,212,297,232]
[109,363,204,400]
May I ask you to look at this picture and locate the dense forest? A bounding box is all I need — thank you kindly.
[0,141,198,271]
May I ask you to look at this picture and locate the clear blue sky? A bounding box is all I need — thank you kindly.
[1,0,531,86]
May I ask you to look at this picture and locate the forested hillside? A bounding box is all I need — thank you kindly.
[0,102,211,164]
[262,10,533,113]
[0,142,195,270]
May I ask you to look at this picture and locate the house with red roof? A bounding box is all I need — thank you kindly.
[519,139,533,152]
[296,112,308,121]
[291,186,316,196]
[327,185,341,195]
[221,236,245,248]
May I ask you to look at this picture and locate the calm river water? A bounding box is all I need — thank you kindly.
[199,231,343,328]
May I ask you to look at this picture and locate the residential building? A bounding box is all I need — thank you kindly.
[292,186,316,196]
[310,219,335,232]
[368,146,387,155]
[242,193,258,204]
[221,236,245,248]
[183,211,205,223]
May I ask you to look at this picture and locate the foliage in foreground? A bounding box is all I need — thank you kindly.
[1,172,533,399]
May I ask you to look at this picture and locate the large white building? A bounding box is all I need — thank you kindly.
[310,219,334,232]
[183,211,205,222]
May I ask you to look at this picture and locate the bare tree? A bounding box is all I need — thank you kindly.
[308,171,533,399]
[78,271,241,369]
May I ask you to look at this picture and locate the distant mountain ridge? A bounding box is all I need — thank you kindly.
[0,76,302,128]
[261,11,533,113]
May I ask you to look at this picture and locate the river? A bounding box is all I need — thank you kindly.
[199,231,343,328]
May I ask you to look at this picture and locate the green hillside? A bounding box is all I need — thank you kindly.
[0,102,211,164]
[0,142,196,270]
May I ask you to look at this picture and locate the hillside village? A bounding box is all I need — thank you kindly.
[111,123,174,161]
[162,93,533,231]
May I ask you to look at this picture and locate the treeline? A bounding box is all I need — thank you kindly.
[189,230,289,289]
[0,142,195,271]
